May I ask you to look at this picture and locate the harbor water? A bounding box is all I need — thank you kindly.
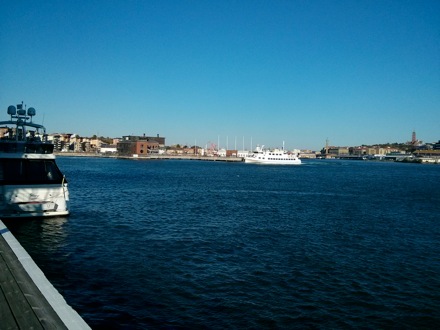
[5,157,440,329]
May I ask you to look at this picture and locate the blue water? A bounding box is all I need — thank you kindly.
[5,158,440,329]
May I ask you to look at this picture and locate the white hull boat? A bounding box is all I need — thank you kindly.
[0,102,69,218]
[244,144,301,165]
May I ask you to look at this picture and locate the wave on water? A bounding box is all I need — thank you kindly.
[6,158,440,329]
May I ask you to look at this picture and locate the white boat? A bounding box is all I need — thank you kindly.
[244,143,301,165]
[0,103,69,218]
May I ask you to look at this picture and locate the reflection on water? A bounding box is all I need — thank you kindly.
[4,216,68,259]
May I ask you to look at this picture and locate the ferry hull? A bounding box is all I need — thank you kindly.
[244,157,301,165]
[244,144,302,165]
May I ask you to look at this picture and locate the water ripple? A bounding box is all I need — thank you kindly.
[5,158,440,329]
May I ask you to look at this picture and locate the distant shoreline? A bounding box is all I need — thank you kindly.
[55,152,243,162]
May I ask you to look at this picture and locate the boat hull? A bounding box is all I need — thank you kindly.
[244,144,301,165]
[0,184,70,218]
[244,157,301,165]
[0,102,70,218]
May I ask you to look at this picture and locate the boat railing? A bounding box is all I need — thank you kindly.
[1,103,54,154]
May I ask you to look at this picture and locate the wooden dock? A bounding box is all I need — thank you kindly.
[0,220,90,329]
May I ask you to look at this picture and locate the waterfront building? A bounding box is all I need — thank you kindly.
[349,146,387,156]
[117,134,165,156]
[48,133,73,152]
[100,144,117,154]
[324,146,349,157]
[165,146,185,155]
[217,148,227,157]
[299,150,318,158]
[237,150,250,158]
[164,146,201,155]
[413,149,440,158]
[226,150,238,157]
[350,146,367,156]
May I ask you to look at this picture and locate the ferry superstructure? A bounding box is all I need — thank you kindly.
[244,143,301,165]
[0,103,69,218]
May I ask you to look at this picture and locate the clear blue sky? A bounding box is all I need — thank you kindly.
[1,0,439,150]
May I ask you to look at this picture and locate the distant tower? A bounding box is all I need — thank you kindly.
[412,130,417,145]
[325,138,329,154]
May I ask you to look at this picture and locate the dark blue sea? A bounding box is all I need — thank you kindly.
[4,157,440,329]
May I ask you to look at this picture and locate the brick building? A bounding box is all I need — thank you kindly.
[117,134,165,156]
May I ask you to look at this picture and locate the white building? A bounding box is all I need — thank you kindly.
[217,148,227,157]
[237,150,250,158]
[100,144,117,154]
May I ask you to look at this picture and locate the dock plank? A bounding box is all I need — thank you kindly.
[0,271,19,330]
[0,226,73,329]
[5,248,68,329]
[0,236,43,329]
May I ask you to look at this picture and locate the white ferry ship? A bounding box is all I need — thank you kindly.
[244,143,301,165]
[0,103,69,218]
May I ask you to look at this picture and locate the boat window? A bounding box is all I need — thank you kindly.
[0,159,64,184]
